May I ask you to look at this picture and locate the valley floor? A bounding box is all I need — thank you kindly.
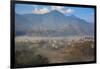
[15,36,95,67]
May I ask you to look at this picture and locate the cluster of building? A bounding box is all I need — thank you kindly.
[16,36,94,49]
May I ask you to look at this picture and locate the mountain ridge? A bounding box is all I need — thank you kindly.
[15,10,94,37]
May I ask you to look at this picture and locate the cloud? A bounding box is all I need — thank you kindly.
[32,7,49,14]
[51,6,64,10]
[62,8,74,14]
[51,6,74,14]
[40,8,50,14]
[32,6,74,14]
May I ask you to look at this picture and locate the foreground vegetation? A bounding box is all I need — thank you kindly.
[15,42,49,68]
[15,36,95,67]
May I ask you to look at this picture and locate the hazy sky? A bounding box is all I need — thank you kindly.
[15,4,95,23]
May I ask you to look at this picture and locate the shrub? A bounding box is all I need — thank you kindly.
[15,47,49,68]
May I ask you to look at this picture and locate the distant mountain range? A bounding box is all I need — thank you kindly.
[15,10,94,37]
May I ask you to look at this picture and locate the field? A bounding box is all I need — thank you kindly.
[15,36,95,68]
